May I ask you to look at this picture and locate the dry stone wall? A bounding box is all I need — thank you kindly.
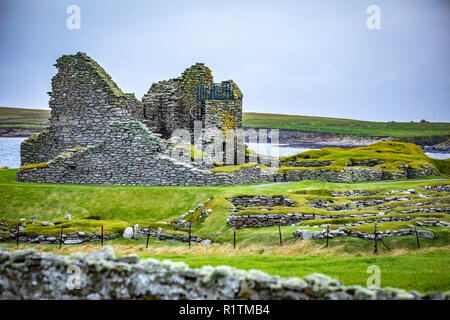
[226,196,295,207]
[18,122,225,186]
[21,52,143,166]
[228,213,315,229]
[142,64,242,139]
[17,122,282,186]
[1,247,445,300]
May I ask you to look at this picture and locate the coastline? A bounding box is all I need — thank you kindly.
[2,126,449,153]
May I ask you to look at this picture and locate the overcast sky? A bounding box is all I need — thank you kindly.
[0,0,449,122]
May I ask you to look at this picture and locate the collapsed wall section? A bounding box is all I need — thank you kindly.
[17,121,226,186]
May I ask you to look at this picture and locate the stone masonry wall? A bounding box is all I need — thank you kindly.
[204,81,243,130]
[226,196,295,207]
[228,213,314,229]
[1,247,445,300]
[281,166,436,183]
[142,63,213,138]
[142,64,242,139]
[21,52,143,166]
[17,122,228,186]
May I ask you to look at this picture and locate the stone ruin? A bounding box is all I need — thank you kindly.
[20,52,242,167]
[142,62,242,139]
[16,52,438,186]
[16,52,256,186]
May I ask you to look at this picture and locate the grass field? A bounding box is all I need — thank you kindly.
[1,168,450,293]
[0,106,49,130]
[243,112,450,139]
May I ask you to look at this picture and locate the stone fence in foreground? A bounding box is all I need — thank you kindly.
[0,247,447,300]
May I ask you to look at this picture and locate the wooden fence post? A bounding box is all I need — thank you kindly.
[326,225,330,248]
[59,226,63,249]
[415,222,420,249]
[188,223,191,249]
[373,223,378,255]
[146,225,151,249]
[233,229,236,250]
[101,225,104,247]
[16,224,19,247]
[278,225,283,246]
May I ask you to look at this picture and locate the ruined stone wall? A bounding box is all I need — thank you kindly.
[142,63,214,138]
[1,247,444,300]
[226,196,295,207]
[282,167,411,183]
[16,122,283,186]
[142,78,184,137]
[228,213,314,229]
[204,81,242,130]
[17,121,226,186]
[21,52,142,166]
[142,64,242,139]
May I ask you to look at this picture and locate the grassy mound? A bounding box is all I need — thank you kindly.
[280,141,450,175]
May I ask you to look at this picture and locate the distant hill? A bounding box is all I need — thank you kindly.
[0,106,50,137]
[243,112,450,141]
[0,107,449,143]
[0,106,50,119]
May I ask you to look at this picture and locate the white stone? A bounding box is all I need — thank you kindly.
[123,227,134,239]
[64,239,83,244]
[133,224,139,239]
[64,214,73,220]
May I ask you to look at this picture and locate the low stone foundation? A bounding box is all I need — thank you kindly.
[226,196,295,207]
[424,185,450,192]
[0,247,446,300]
[227,213,315,229]
[294,227,436,240]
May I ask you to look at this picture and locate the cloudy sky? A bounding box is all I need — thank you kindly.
[0,0,449,121]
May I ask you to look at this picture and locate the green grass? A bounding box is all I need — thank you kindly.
[140,250,450,293]
[243,112,450,140]
[3,237,449,293]
[19,162,48,170]
[1,168,448,224]
[210,162,269,173]
[1,169,449,293]
[278,141,450,175]
[0,107,50,130]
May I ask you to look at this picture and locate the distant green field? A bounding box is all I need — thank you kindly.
[1,106,449,141]
[0,106,49,118]
[0,106,49,130]
[243,112,450,140]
